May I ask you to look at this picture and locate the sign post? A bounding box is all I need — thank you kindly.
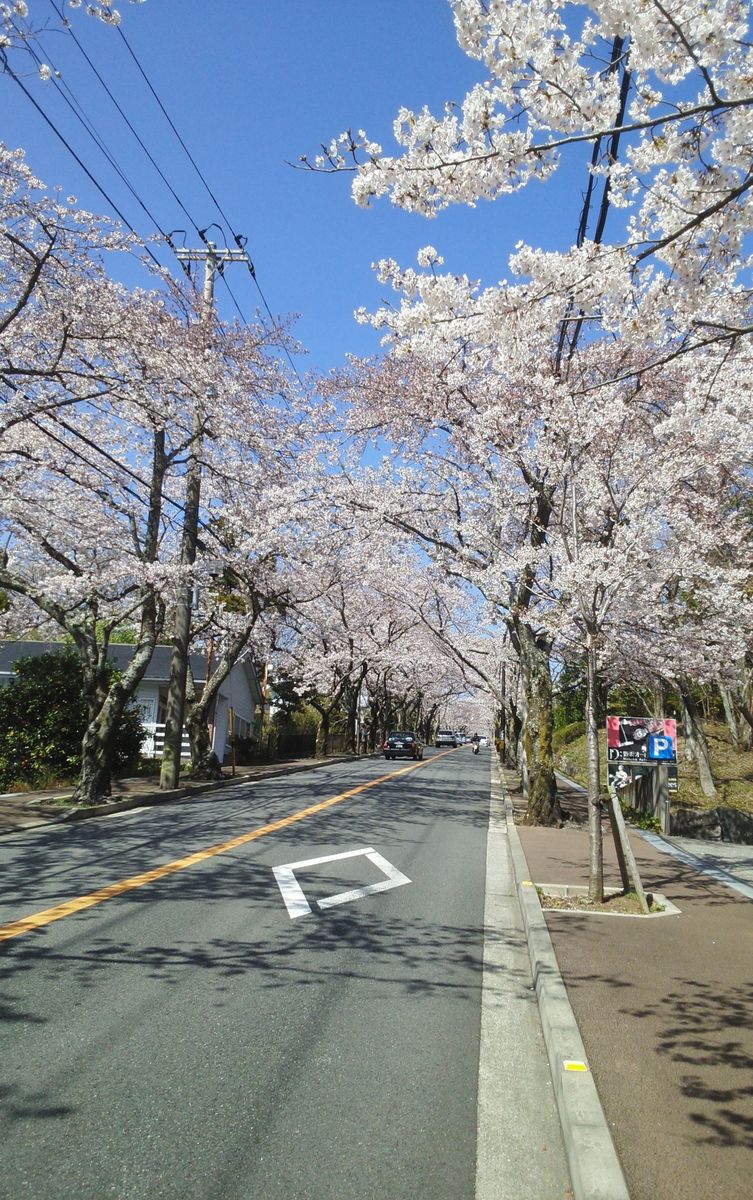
[605,785,651,914]
[605,715,679,911]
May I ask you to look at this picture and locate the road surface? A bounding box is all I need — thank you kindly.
[0,749,568,1199]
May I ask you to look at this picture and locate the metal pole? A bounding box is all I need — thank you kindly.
[158,241,249,790]
[607,785,651,914]
[160,246,217,790]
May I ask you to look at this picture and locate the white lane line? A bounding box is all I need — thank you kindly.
[273,846,411,919]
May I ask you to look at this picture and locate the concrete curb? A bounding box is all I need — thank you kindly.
[493,760,631,1200]
[2,756,366,836]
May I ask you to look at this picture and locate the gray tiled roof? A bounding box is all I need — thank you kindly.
[0,642,208,684]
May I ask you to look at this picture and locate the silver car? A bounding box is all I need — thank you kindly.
[435,729,458,748]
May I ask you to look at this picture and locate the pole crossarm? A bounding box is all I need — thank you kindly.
[175,247,249,266]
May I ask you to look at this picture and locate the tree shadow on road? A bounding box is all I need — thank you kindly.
[1,896,533,1005]
[0,762,490,914]
[624,976,753,1151]
[0,1082,75,1125]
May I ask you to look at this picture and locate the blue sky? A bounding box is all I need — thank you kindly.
[2,1,586,375]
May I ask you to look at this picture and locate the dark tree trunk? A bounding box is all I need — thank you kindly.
[506,696,523,768]
[72,628,158,805]
[513,618,562,825]
[718,681,739,747]
[316,708,331,757]
[678,680,717,799]
[74,733,114,806]
[186,631,251,771]
[740,657,753,750]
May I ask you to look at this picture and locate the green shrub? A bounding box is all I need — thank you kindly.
[620,803,661,832]
[0,649,144,790]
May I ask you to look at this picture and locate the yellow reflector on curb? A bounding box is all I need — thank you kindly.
[563,1061,589,1072]
[521,880,534,886]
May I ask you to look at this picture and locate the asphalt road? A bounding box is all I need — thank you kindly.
[0,749,568,1200]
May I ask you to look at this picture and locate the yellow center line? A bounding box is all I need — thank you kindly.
[0,749,458,943]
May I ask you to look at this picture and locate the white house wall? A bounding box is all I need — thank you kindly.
[134,683,160,726]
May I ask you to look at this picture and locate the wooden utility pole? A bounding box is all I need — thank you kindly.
[160,241,247,790]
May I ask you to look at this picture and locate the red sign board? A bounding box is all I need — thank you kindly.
[606,716,677,764]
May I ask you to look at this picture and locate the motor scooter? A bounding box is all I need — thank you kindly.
[473,739,480,755]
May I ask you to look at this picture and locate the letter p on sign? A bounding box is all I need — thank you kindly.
[649,734,674,760]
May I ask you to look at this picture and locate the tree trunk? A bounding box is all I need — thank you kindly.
[187,703,212,764]
[651,680,665,719]
[74,727,114,806]
[316,709,331,757]
[510,696,523,768]
[505,695,522,768]
[585,634,604,902]
[73,650,151,805]
[678,681,717,799]
[344,668,367,755]
[186,701,222,780]
[738,658,753,749]
[186,631,251,770]
[718,681,739,747]
[71,585,162,805]
[514,619,562,825]
[346,692,359,755]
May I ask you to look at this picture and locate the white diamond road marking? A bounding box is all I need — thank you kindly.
[272,847,411,919]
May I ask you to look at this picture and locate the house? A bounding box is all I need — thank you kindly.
[0,642,262,763]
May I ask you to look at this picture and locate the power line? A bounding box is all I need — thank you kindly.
[116,23,234,237]
[3,39,254,337]
[40,0,251,324]
[114,22,304,386]
[16,2,246,325]
[0,51,168,276]
[46,0,204,238]
[6,11,301,394]
[10,18,182,264]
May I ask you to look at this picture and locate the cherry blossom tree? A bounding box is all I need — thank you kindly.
[310,0,753,362]
[328,298,753,870]
[268,511,492,757]
[516,342,753,892]
[324,324,568,825]
[304,0,753,898]
[181,432,329,774]
[0,144,296,804]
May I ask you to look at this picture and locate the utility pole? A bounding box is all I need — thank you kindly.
[160,241,247,790]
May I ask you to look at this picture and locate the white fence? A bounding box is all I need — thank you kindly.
[141,722,191,760]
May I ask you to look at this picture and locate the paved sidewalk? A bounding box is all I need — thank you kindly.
[503,766,753,1200]
[0,756,356,836]
[658,835,753,894]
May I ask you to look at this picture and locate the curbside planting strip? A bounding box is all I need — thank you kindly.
[493,761,631,1200]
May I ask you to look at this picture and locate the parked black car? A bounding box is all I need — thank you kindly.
[383,731,424,760]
